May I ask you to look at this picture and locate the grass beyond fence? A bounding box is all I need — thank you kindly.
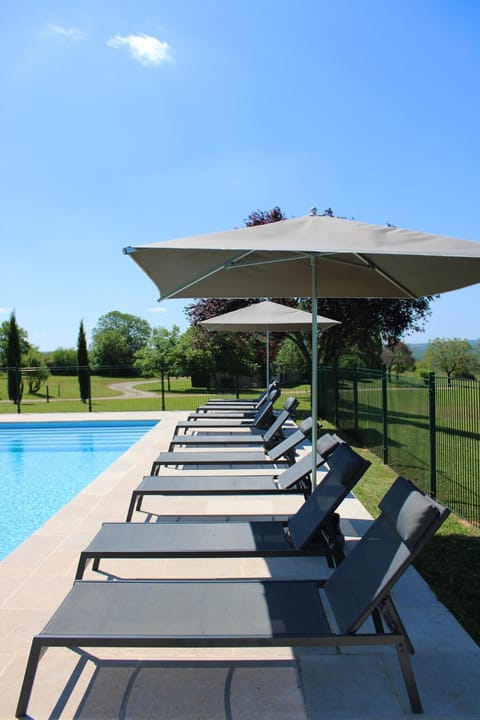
[345,430,480,646]
[320,366,480,527]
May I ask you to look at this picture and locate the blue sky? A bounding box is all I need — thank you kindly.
[1,0,480,351]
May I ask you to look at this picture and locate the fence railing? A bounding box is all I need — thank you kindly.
[0,366,311,416]
[319,366,480,526]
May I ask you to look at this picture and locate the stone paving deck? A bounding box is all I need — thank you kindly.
[0,411,479,719]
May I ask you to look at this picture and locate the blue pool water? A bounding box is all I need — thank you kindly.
[0,420,157,559]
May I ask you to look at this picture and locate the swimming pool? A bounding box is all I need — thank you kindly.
[0,420,157,559]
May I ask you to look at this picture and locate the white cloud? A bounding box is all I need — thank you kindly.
[148,306,167,314]
[45,24,84,40]
[107,33,172,66]
[0,307,11,315]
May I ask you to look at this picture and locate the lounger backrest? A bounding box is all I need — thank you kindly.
[262,397,299,444]
[253,379,279,408]
[288,443,370,549]
[257,386,280,411]
[324,476,450,635]
[267,417,314,462]
[316,432,343,458]
[275,451,315,491]
[252,388,281,429]
[275,432,337,491]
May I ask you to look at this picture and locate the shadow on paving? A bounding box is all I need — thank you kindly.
[51,655,306,720]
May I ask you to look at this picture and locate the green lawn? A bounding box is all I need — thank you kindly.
[333,377,480,525]
[0,375,313,414]
[0,373,138,402]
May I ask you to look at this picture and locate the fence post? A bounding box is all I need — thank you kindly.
[160,369,166,411]
[88,371,92,412]
[16,367,22,414]
[334,365,339,428]
[317,366,323,418]
[428,372,437,497]
[353,366,359,440]
[382,366,388,464]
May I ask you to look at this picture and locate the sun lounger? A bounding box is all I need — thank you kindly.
[16,476,449,717]
[168,396,298,450]
[175,389,280,433]
[150,417,313,474]
[127,433,342,521]
[198,380,279,410]
[175,388,281,433]
[188,386,281,418]
[76,442,369,579]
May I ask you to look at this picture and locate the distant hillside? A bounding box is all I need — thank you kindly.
[407,339,479,360]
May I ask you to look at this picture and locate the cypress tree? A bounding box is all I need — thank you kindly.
[77,320,90,404]
[6,312,23,404]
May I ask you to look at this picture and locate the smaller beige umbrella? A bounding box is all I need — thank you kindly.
[200,300,340,390]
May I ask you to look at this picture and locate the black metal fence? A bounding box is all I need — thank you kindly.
[319,366,480,525]
[0,366,311,416]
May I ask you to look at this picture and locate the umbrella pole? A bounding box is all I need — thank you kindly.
[266,329,270,390]
[311,255,318,489]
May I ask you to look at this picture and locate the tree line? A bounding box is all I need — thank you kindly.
[2,308,479,404]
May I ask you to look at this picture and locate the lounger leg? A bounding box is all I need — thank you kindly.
[395,639,423,713]
[382,596,414,654]
[371,608,385,634]
[126,493,139,521]
[135,492,144,512]
[15,638,43,717]
[75,553,89,580]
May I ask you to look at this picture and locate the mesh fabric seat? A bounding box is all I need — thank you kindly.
[174,388,281,433]
[187,386,281,419]
[150,417,313,474]
[168,397,298,450]
[127,433,340,522]
[196,380,279,411]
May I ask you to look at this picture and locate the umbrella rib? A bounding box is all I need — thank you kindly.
[318,253,419,299]
[351,253,419,298]
[226,253,309,270]
[161,250,256,299]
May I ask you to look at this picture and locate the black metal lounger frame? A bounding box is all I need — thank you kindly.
[173,388,281,434]
[186,386,281,419]
[168,396,298,450]
[127,433,340,522]
[149,417,313,474]
[195,379,279,411]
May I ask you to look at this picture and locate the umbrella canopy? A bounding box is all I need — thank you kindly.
[124,212,480,486]
[124,214,480,301]
[199,300,340,388]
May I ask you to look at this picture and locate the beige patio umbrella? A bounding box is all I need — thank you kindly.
[200,299,340,389]
[124,210,480,486]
